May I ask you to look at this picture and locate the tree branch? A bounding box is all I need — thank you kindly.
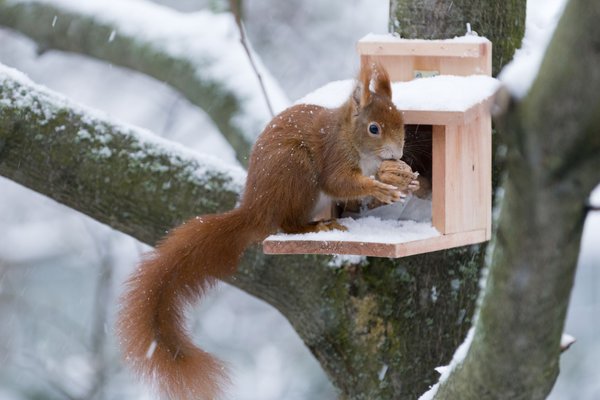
[0,0,289,165]
[228,0,274,118]
[0,65,245,247]
[432,0,600,398]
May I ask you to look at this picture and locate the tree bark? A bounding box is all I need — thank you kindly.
[0,0,287,165]
[389,0,526,76]
[433,0,600,398]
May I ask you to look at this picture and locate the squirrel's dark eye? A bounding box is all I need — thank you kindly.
[368,122,381,136]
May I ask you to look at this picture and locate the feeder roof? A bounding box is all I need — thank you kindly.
[297,75,500,125]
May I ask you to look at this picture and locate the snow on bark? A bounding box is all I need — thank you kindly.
[0,63,246,192]
[499,0,567,98]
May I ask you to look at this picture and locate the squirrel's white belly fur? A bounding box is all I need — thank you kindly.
[311,191,333,220]
[310,154,382,220]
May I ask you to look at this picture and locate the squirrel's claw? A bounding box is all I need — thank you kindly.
[371,180,405,204]
[407,178,420,192]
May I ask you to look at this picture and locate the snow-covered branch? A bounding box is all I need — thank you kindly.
[0,0,289,164]
[0,64,246,245]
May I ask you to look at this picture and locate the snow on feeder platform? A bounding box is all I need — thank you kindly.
[263,34,500,258]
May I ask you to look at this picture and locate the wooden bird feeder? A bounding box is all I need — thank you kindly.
[263,34,499,258]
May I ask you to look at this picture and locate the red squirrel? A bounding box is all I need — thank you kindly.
[116,62,417,399]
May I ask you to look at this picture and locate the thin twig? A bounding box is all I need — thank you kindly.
[229,0,275,118]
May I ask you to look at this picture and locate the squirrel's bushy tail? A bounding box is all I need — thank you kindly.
[116,208,262,400]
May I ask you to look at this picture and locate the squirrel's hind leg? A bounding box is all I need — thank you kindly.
[318,219,348,232]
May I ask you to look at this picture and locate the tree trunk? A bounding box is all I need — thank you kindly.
[434,0,600,397]
[316,1,529,398]
[389,0,526,76]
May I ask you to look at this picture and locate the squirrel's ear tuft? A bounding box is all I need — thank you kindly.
[353,62,392,109]
[373,62,392,100]
[352,82,368,110]
[352,62,373,109]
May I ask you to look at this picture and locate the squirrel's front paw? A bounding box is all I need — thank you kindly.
[370,180,405,204]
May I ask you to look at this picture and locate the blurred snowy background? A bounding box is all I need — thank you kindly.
[0,0,598,399]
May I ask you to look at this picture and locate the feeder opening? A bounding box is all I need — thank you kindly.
[337,124,433,224]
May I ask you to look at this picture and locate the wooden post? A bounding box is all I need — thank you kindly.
[432,117,491,236]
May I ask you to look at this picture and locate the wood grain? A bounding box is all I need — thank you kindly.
[263,229,488,257]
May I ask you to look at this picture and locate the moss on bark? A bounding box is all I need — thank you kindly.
[318,250,482,399]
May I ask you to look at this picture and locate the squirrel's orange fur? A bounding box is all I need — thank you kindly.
[116,62,406,399]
